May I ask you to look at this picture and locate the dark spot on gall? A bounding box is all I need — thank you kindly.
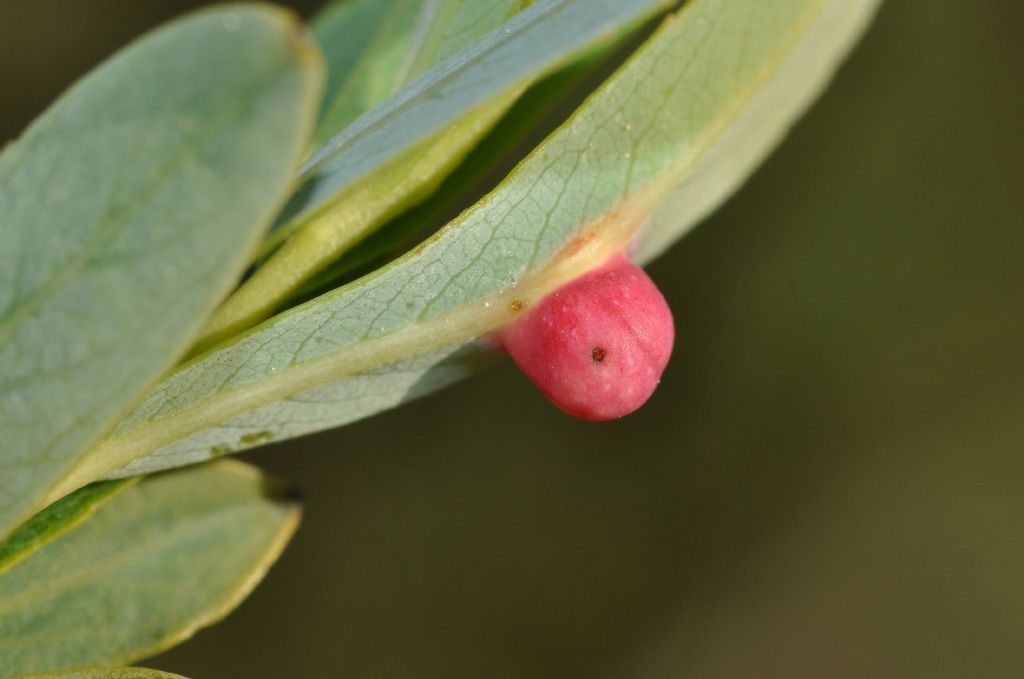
[510,299,523,313]
[591,347,606,364]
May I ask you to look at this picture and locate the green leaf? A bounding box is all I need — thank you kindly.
[397,0,536,80]
[192,0,671,350]
[116,343,501,477]
[14,669,187,679]
[0,6,323,539]
[0,461,299,678]
[310,0,419,146]
[69,0,878,484]
[0,479,134,577]
[310,0,531,148]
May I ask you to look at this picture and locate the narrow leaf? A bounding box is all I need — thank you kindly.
[0,461,299,678]
[78,0,878,483]
[310,0,530,147]
[400,1,535,80]
[0,6,323,538]
[310,0,419,146]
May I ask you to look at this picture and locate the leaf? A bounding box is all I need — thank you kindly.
[310,0,420,147]
[192,0,671,349]
[398,0,536,80]
[14,669,187,679]
[0,6,323,539]
[0,461,299,678]
[0,480,134,577]
[310,0,531,148]
[68,0,879,484]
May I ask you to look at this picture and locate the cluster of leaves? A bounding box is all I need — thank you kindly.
[0,0,878,675]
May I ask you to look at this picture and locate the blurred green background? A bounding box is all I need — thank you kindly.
[2,2,1022,677]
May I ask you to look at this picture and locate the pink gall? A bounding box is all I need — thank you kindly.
[498,253,674,421]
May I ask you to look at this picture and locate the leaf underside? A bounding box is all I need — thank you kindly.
[0,461,298,678]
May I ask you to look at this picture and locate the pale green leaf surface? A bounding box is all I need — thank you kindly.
[113,344,498,476]
[0,461,299,678]
[0,7,323,538]
[74,0,877,484]
[14,668,186,679]
[194,0,637,349]
[310,0,529,147]
[287,0,670,230]
[0,479,134,577]
[310,0,423,147]
[401,0,533,79]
